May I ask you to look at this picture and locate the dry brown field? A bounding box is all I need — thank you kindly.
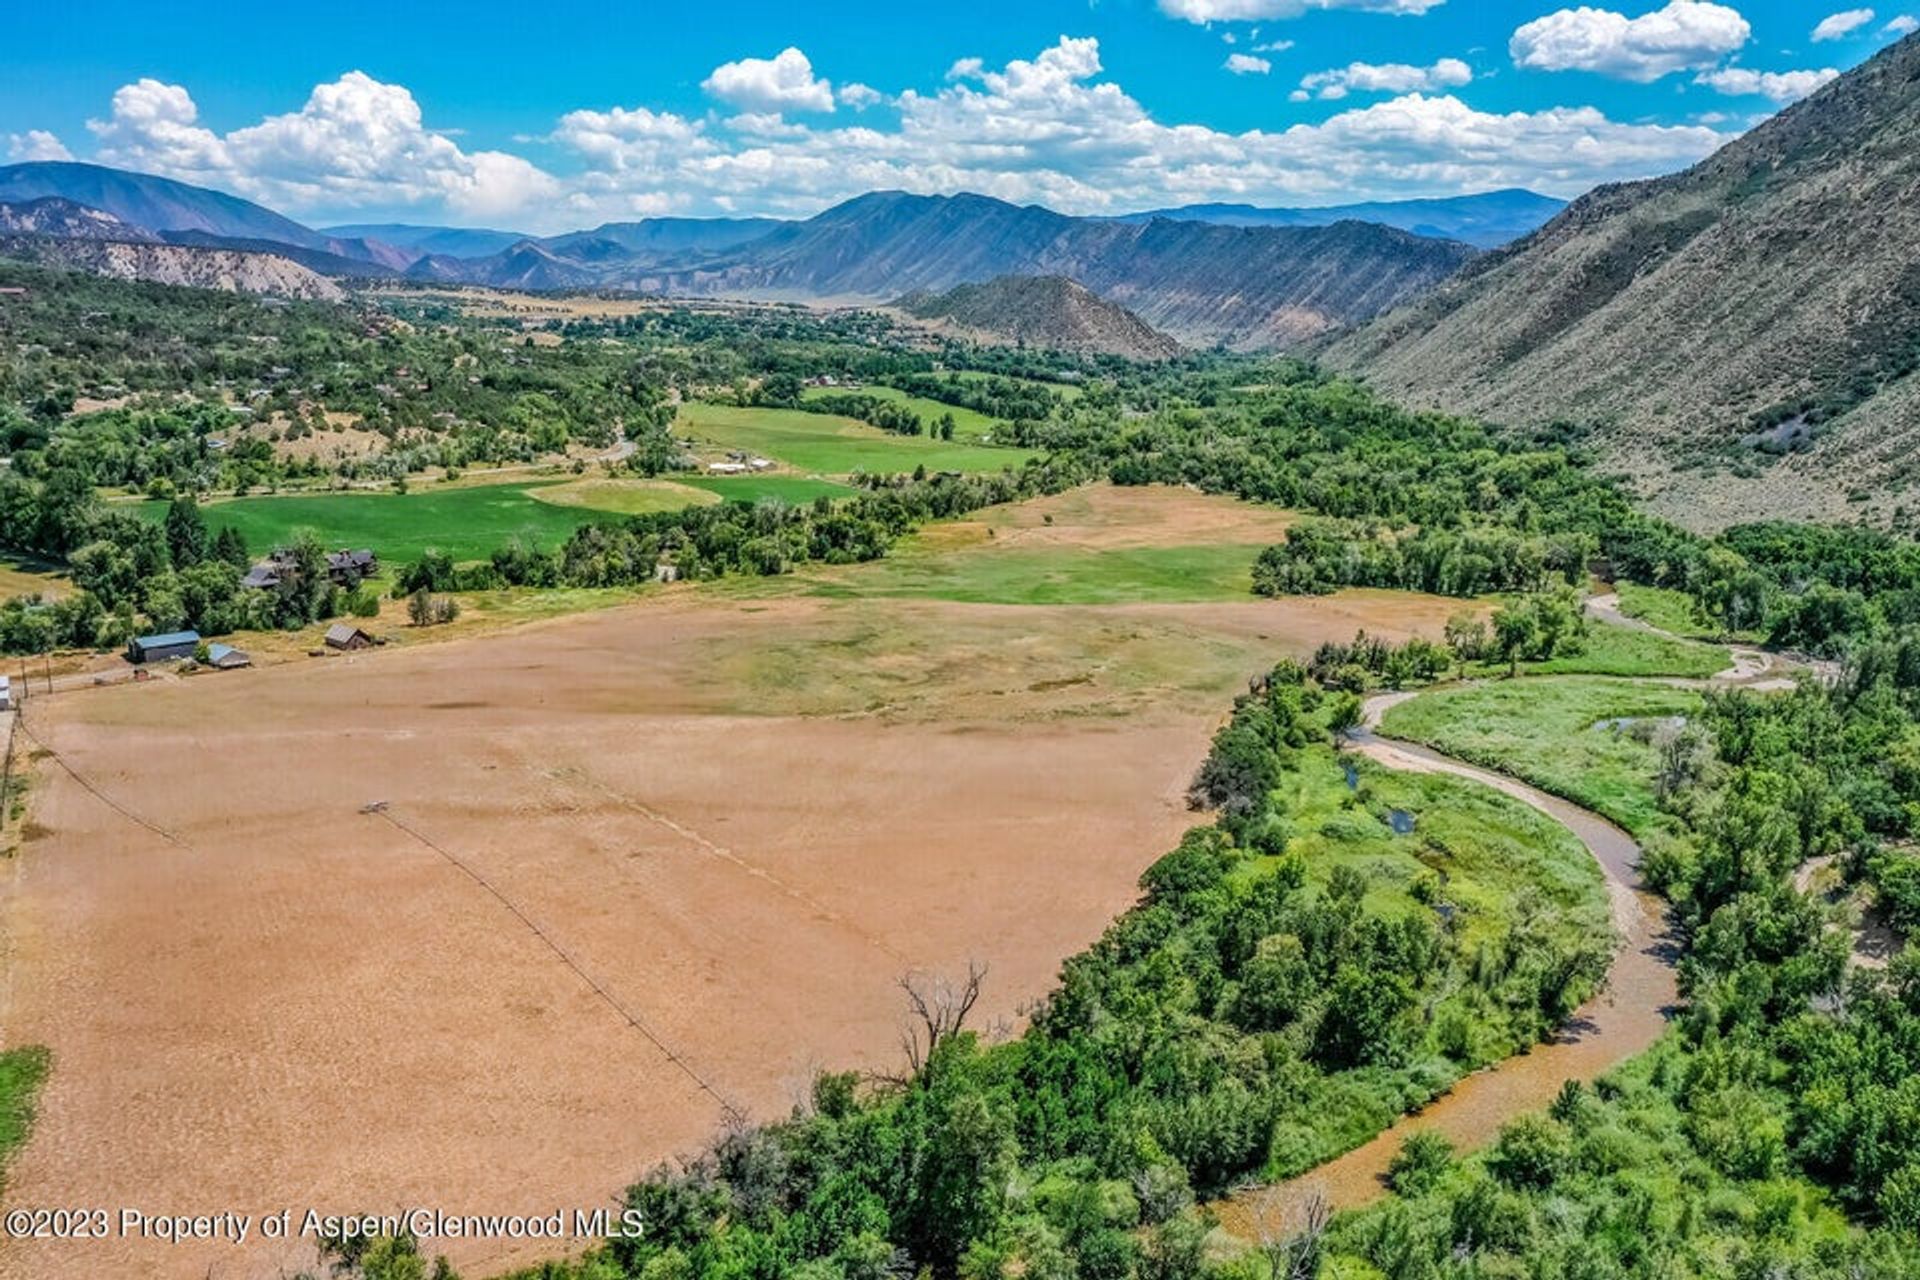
[0,574,1466,1278]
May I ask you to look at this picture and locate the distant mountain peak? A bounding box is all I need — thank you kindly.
[0,161,407,269]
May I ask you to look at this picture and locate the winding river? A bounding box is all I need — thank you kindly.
[1214,688,1682,1242]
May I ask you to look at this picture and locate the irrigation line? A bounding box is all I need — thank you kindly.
[13,712,185,847]
[13,705,744,1122]
[365,804,745,1124]
[553,763,914,969]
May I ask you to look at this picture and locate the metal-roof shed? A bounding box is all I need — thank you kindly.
[127,630,201,664]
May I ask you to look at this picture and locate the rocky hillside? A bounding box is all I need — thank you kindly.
[1325,32,1920,529]
[893,275,1183,359]
[632,192,1475,349]
[0,236,345,301]
[0,196,157,241]
[0,162,408,268]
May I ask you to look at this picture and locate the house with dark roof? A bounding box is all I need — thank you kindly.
[326,549,379,584]
[241,547,378,591]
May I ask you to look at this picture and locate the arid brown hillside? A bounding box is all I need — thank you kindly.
[894,275,1183,360]
[1325,32,1920,530]
[0,236,346,302]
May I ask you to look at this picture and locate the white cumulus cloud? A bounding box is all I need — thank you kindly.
[88,72,560,223]
[547,38,1729,221]
[1887,13,1920,33]
[6,130,72,162]
[1812,8,1875,39]
[702,48,836,113]
[1293,57,1473,100]
[50,38,1739,232]
[88,77,233,181]
[1511,1,1750,81]
[1226,53,1273,74]
[1694,65,1839,100]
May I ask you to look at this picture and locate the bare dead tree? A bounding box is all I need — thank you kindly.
[888,960,988,1081]
[1253,1189,1330,1280]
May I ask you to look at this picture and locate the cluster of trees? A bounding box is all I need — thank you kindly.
[398,460,1089,596]
[0,456,354,652]
[1305,632,1451,693]
[1251,520,1594,599]
[1285,593,1584,694]
[487,662,1606,1280]
[888,371,1059,423]
[788,388,941,438]
[1587,517,1920,657]
[0,259,681,500]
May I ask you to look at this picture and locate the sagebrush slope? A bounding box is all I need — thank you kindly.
[893,275,1182,359]
[1325,32,1920,528]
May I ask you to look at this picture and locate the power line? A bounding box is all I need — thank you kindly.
[364,803,744,1124]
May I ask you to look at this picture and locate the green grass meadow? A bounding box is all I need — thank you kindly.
[1496,615,1730,679]
[136,472,859,565]
[799,541,1273,604]
[678,402,1037,476]
[137,481,622,563]
[1615,579,1764,644]
[1379,676,1703,837]
[0,1045,48,1188]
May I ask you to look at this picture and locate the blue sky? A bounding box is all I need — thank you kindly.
[3,1,1912,232]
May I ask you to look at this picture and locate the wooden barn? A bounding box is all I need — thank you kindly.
[323,624,375,651]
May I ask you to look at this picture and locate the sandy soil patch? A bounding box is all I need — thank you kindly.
[0,588,1464,1280]
[527,477,721,516]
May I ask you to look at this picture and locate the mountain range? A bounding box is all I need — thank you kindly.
[570,191,1478,348]
[0,162,414,270]
[1324,28,1920,529]
[0,162,1494,349]
[1113,190,1567,249]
